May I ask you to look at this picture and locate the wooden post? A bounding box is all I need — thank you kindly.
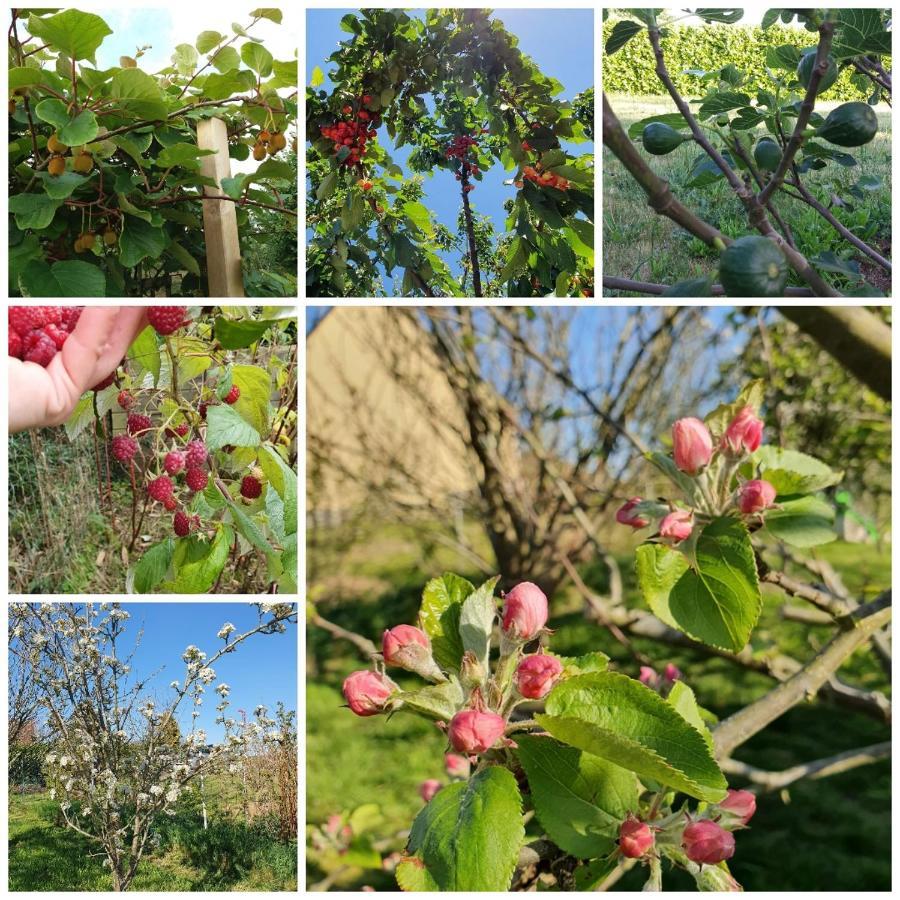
[197,117,245,297]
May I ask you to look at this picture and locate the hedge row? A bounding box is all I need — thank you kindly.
[603,21,872,102]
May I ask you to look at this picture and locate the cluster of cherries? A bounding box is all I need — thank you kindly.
[320,96,380,168]
[446,135,482,193]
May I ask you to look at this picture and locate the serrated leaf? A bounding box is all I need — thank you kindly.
[747,446,842,493]
[762,495,836,547]
[538,672,727,801]
[407,767,523,891]
[458,576,499,676]
[419,574,474,671]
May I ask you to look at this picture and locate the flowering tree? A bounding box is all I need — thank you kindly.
[9,601,296,892]
[332,384,890,890]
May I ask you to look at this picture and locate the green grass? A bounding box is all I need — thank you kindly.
[308,525,890,891]
[9,792,297,892]
[603,94,892,297]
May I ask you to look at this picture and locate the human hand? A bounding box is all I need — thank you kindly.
[9,307,148,433]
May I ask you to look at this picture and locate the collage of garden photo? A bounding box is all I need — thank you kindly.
[2,3,895,898]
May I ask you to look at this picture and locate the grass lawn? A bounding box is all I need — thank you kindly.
[603,94,892,296]
[307,523,890,891]
[9,791,297,892]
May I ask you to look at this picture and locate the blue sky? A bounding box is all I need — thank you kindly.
[306,8,594,290]
[16,603,297,743]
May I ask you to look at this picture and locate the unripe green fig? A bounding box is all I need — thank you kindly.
[753,138,782,172]
[641,122,686,155]
[797,49,839,96]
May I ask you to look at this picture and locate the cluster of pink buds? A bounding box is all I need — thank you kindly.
[639,662,682,691]
[616,788,756,872]
[615,405,777,545]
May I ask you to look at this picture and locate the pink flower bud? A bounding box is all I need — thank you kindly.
[722,406,763,455]
[616,497,649,529]
[444,753,470,778]
[659,509,693,544]
[639,666,658,686]
[342,670,396,717]
[619,815,655,858]
[718,789,757,825]
[501,581,548,641]
[664,663,682,682]
[448,709,506,754]
[419,779,442,803]
[382,624,430,667]
[672,417,713,475]
[515,653,563,699]
[738,479,776,515]
[682,819,735,865]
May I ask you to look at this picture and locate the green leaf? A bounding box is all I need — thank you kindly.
[119,217,167,267]
[498,237,527,282]
[213,316,277,349]
[9,67,45,90]
[636,518,761,652]
[516,735,639,858]
[196,30,224,54]
[58,109,99,146]
[763,495,836,547]
[170,525,232,593]
[9,193,62,230]
[339,13,362,34]
[667,681,714,750]
[258,445,297,534]
[398,678,464,720]
[110,68,169,120]
[393,233,420,267]
[157,142,216,169]
[419,573,474,671]
[402,201,433,236]
[212,46,241,74]
[407,767,523,891]
[27,9,112,61]
[748,446,842,494]
[310,65,324,88]
[205,404,262,451]
[171,42,199,75]
[538,672,728,802]
[133,538,174,593]
[19,259,106,297]
[605,20,643,55]
[166,240,201,277]
[458,576,499,676]
[241,42,273,76]
[250,8,283,24]
[33,98,69,129]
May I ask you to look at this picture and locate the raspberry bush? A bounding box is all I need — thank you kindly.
[63,305,297,594]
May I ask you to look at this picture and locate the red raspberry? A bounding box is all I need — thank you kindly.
[62,306,84,332]
[44,322,69,350]
[175,423,189,437]
[23,330,58,366]
[240,475,262,499]
[117,390,135,410]
[92,372,117,391]
[127,413,152,436]
[111,434,138,462]
[224,385,240,404]
[198,402,208,420]
[185,440,207,468]
[148,475,174,501]
[185,467,208,492]
[163,495,178,511]
[173,511,191,537]
[9,306,62,337]
[8,330,22,359]
[164,450,186,475]
[147,306,188,336]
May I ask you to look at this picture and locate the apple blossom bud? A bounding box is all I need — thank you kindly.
[459,650,486,689]
[639,666,658,686]
[448,709,506,754]
[672,417,713,475]
[501,581,548,641]
[419,779,442,803]
[616,497,649,529]
[718,789,757,825]
[664,663,682,682]
[659,509,693,544]
[682,819,735,865]
[722,406,764,455]
[382,624,445,681]
[444,752,470,778]
[342,670,397,717]
[738,479,776,515]
[515,653,563,699]
[619,814,655,858]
